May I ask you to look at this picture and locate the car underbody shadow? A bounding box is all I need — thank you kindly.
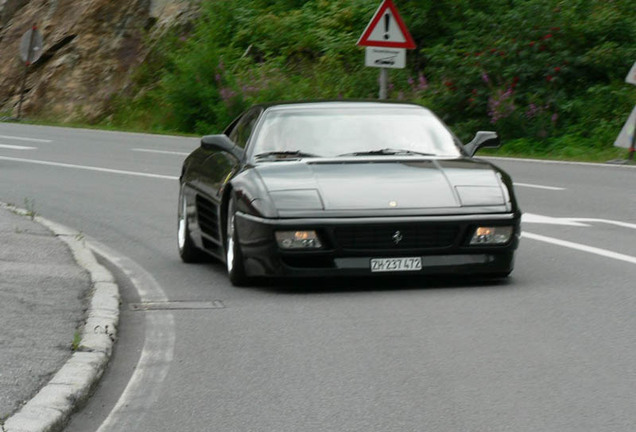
[249,273,513,294]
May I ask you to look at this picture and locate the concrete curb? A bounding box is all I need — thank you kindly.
[1,204,120,432]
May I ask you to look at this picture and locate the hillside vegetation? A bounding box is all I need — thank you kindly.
[104,0,636,161]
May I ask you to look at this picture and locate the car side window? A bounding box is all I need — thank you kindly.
[224,116,241,142]
[230,108,261,149]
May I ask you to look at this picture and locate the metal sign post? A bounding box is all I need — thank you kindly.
[17,24,44,120]
[357,0,416,100]
[379,68,388,100]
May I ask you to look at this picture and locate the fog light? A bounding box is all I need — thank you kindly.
[275,230,322,249]
[470,226,513,245]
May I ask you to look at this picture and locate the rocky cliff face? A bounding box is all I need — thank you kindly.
[0,0,197,122]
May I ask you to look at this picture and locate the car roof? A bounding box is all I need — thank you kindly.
[255,100,430,113]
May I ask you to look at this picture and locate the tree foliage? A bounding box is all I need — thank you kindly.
[107,0,636,157]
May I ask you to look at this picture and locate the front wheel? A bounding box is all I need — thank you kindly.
[178,188,206,263]
[226,197,249,286]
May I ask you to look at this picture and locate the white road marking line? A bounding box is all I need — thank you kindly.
[486,156,636,169]
[132,148,190,156]
[569,218,636,230]
[522,213,589,227]
[0,155,178,180]
[88,241,175,432]
[513,182,566,191]
[523,213,636,230]
[0,134,52,143]
[0,144,37,150]
[522,231,636,265]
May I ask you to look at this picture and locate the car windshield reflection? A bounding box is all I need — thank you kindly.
[251,106,462,159]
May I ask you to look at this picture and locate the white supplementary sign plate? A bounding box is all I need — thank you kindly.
[371,257,422,272]
[626,61,636,85]
[365,47,405,69]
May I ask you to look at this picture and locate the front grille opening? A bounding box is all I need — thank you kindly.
[281,256,335,269]
[334,224,459,250]
[196,195,220,240]
[202,237,222,254]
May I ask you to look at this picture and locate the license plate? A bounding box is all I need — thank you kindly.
[370,257,422,272]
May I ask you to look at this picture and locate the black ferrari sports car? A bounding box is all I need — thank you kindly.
[178,101,521,286]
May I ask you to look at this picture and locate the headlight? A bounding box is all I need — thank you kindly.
[470,226,513,245]
[275,230,322,249]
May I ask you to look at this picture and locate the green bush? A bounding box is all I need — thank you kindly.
[102,0,636,160]
[415,0,636,142]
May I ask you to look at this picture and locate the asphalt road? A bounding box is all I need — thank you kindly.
[1,123,636,431]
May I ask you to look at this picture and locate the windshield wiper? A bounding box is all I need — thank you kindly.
[254,150,318,160]
[338,148,435,157]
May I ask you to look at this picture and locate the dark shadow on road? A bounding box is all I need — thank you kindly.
[178,256,515,295]
[247,274,514,295]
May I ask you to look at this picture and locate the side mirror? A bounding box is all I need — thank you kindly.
[201,135,244,160]
[464,131,501,157]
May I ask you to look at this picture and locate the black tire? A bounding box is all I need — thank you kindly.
[226,197,249,286]
[178,188,206,263]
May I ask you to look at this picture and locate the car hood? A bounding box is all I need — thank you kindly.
[253,158,510,214]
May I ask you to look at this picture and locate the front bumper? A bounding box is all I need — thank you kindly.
[235,212,520,278]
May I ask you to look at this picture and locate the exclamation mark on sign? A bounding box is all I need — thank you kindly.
[384,12,390,40]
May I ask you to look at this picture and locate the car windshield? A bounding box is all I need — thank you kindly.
[251,105,462,159]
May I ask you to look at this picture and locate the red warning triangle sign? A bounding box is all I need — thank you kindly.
[357,0,416,49]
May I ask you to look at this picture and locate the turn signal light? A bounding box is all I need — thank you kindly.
[275,230,322,249]
[470,226,513,245]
